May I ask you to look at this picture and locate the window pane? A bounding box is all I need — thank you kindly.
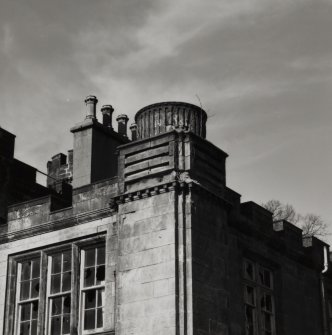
[32,301,39,319]
[96,265,105,285]
[32,259,40,279]
[263,312,272,331]
[20,304,31,321]
[63,252,71,272]
[97,308,103,328]
[97,289,105,307]
[261,293,273,313]
[19,321,30,335]
[63,295,71,314]
[62,272,71,292]
[52,297,62,316]
[245,305,255,335]
[51,316,61,335]
[63,315,70,334]
[245,261,254,281]
[85,249,95,267]
[97,247,105,265]
[31,320,38,335]
[30,279,40,298]
[265,294,272,312]
[84,268,95,287]
[52,255,62,274]
[85,290,96,309]
[84,310,95,330]
[21,262,31,281]
[259,268,272,288]
[51,274,61,294]
[245,286,255,305]
[20,281,30,301]
[329,300,332,317]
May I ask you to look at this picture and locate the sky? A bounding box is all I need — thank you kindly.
[1,0,332,241]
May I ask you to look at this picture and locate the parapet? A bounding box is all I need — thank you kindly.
[237,201,328,270]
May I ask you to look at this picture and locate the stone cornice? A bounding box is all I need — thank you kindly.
[109,179,232,212]
[1,179,232,244]
[0,207,112,244]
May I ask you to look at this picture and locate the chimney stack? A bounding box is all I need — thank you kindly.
[84,95,98,119]
[130,123,138,141]
[101,105,114,128]
[71,96,129,188]
[116,114,129,137]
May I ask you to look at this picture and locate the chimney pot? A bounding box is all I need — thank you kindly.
[84,95,98,119]
[101,105,114,128]
[116,114,129,137]
[130,123,138,141]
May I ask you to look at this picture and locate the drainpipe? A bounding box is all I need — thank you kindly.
[321,246,329,335]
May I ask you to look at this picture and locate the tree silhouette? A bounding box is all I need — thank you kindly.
[262,199,328,238]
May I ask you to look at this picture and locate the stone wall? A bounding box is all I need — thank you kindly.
[0,216,115,333]
[189,187,326,335]
[116,191,177,335]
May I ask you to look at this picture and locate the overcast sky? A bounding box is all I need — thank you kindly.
[1,0,332,241]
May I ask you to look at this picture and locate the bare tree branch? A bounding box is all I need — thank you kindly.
[300,214,327,238]
[262,200,298,224]
[262,200,328,238]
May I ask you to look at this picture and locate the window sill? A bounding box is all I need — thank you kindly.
[82,331,114,335]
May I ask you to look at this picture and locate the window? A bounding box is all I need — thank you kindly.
[47,250,72,335]
[5,238,107,335]
[81,245,106,333]
[16,258,41,335]
[243,259,276,335]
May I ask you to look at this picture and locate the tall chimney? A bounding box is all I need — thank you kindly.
[84,95,98,119]
[130,123,138,141]
[71,96,129,188]
[116,114,129,137]
[101,105,114,128]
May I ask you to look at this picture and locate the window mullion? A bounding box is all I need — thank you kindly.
[46,255,52,335]
[71,244,79,334]
[14,263,22,334]
[60,296,63,335]
[8,260,19,335]
[257,287,262,335]
[39,251,48,335]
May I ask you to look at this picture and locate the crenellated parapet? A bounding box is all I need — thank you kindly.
[234,201,328,270]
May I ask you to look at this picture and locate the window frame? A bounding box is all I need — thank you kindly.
[79,244,106,335]
[45,248,73,335]
[243,259,276,335]
[4,235,107,335]
[14,253,43,335]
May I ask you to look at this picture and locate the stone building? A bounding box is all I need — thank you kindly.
[0,96,331,335]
